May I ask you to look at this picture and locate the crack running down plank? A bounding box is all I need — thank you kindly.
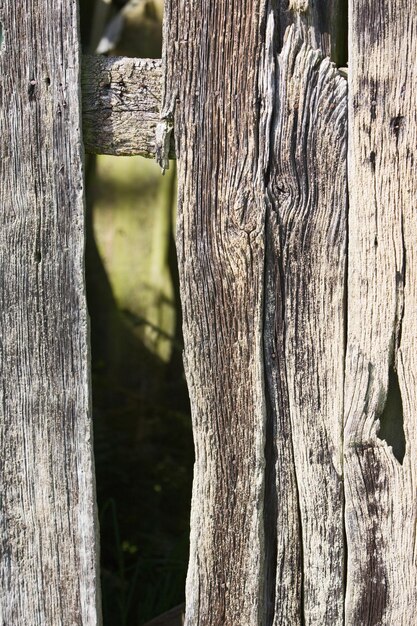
[261,7,347,626]
[264,25,347,626]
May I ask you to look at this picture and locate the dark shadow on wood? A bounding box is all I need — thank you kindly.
[377,366,406,464]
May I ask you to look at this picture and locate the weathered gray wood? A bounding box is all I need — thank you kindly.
[281,0,348,65]
[0,2,101,624]
[162,0,347,619]
[162,1,269,624]
[344,0,417,623]
[265,25,347,625]
[82,1,347,158]
[82,55,168,157]
[263,5,347,625]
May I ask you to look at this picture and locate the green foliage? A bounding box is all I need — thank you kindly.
[99,498,188,625]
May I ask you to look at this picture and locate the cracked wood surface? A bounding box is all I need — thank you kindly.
[0,1,101,624]
[282,0,348,65]
[81,0,348,159]
[264,26,347,625]
[0,0,412,622]
[162,0,347,623]
[344,0,417,623]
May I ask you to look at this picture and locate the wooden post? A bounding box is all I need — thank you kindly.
[163,2,268,622]
[0,1,101,624]
[161,1,347,624]
[264,26,347,625]
[344,0,417,623]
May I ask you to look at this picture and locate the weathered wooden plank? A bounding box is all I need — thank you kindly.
[345,0,417,623]
[162,1,270,623]
[263,4,347,625]
[280,0,348,65]
[162,0,347,621]
[0,2,101,624]
[264,25,347,625]
[82,55,168,157]
[80,4,347,157]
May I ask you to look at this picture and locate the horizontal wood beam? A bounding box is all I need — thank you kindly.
[81,55,346,160]
[82,55,175,158]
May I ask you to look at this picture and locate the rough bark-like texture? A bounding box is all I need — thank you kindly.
[162,0,347,619]
[280,0,348,66]
[265,26,347,625]
[82,55,169,157]
[344,1,417,624]
[162,1,269,624]
[0,2,101,625]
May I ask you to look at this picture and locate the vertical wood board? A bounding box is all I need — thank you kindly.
[345,0,417,623]
[162,0,270,623]
[162,0,348,620]
[265,25,347,626]
[0,1,101,624]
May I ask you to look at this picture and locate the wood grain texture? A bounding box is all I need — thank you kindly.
[280,0,348,66]
[80,2,348,160]
[0,2,101,624]
[265,25,347,625]
[345,1,417,623]
[162,1,269,624]
[162,0,348,619]
[82,55,169,157]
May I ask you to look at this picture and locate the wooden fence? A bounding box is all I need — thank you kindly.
[0,0,415,624]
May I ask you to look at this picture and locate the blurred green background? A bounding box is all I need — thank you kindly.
[80,2,192,623]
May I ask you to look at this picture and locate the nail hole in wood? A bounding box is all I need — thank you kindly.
[28,79,36,101]
[390,115,405,139]
[370,150,376,172]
